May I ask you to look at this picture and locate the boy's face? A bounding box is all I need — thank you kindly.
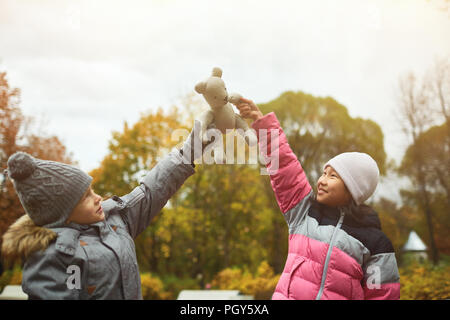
[316,165,352,207]
[66,186,104,225]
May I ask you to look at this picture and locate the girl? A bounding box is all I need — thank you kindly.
[1,121,206,299]
[237,98,400,300]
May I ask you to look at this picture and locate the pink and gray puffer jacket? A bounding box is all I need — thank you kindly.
[252,112,400,300]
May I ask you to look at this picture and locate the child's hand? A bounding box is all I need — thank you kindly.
[181,120,214,164]
[236,98,264,122]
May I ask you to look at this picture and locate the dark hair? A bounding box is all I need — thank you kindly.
[311,193,376,222]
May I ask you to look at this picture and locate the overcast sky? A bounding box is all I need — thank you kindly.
[1,0,449,201]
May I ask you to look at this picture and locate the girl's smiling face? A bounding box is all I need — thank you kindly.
[316,165,352,207]
[66,186,104,225]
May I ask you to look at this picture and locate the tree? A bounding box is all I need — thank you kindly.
[396,58,450,264]
[90,107,183,198]
[0,72,73,248]
[90,103,274,283]
[399,122,450,255]
[258,91,387,183]
[90,90,388,281]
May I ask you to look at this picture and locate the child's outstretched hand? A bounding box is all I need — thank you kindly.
[236,98,264,122]
[180,120,214,165]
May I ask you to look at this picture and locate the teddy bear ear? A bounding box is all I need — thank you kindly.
[212,67,222,78]
[195,81,207,94]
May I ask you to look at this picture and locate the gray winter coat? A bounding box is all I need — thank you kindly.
[1,150,195,299]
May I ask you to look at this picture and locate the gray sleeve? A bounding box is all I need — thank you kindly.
[286,190,314,233]
[362,252,400,286]
[22,250,83,300]
[117,150,195,239]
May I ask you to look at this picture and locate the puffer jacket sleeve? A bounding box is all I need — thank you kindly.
[252,112,312,221]
[114,150,195,239]
[361,236,400,300]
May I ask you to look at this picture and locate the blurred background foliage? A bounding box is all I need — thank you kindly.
[1,57,449,300]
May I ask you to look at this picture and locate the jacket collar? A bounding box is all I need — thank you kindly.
[51,220,108,255]
[1,215,109,263]
[1,214,57,263]
[311,199,382,229]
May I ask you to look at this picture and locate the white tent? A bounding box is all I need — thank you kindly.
[402,231,428,262]
[403,231,427,251]
[177,290,253,300]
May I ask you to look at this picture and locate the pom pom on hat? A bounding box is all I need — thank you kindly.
[324,152,380,205]
[7,152,37,181]
[5,151,92,228]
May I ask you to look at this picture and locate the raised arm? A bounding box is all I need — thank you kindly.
[237,99,312,214]
[109,121,204,239]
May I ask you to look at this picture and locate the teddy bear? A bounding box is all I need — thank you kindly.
[195,67,258,157]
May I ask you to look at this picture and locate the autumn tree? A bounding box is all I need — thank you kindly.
[89,107,183,198]
[258,91,386,182]
[90,89,388,283]
[399,123,450,255]
[90,103,273,284]
[0,72,73,248]
[396,58,450,264]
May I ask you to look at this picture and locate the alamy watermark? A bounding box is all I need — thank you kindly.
[66,265,81,290]
[365,265,381,290]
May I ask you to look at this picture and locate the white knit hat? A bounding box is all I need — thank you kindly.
[324,152,380,205]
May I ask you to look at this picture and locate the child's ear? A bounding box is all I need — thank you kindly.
[195,81,206,94]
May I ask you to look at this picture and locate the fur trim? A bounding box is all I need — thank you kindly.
[1,214,57,264]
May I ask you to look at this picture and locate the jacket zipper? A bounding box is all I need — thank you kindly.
[315,209,345,300]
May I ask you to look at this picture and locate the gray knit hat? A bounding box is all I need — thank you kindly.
[5,152,92,228]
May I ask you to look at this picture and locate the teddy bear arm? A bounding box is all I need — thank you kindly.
[228,93,243,105]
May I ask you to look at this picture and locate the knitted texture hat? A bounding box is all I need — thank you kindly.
[324,152,379,205]
[6,152,92,228]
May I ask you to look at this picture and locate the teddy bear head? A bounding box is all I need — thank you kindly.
[195,67,231,109]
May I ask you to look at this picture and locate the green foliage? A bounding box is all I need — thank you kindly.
[258,91,387,184]
[0,265,23,293]
[159,274,201,299]
[135,163,275,281]
[399,122,449,193]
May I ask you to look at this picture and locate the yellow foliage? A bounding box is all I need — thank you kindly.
[140,273,172,300]
[399,262,450,300]
[9,269,22,285]
[211,261,280,300]
[211,268,244,291]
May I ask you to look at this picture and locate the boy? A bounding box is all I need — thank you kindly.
[2,121,207,299]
